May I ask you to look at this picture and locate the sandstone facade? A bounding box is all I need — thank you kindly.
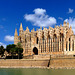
[14,21,75,56]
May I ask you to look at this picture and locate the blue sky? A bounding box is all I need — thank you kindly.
[0,0,75,48]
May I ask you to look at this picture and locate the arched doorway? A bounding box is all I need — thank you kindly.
[33,47,38,55]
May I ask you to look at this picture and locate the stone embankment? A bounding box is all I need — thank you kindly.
[0,59,49,68]
[49,55,75,69]
[0,55,75,69]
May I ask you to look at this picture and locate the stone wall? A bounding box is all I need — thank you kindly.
[1,57,75,68]
[0,59,49,68]
[49,58,75,68]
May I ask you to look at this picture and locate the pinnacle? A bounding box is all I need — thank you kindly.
[20,23,23,30]
[15,29,18,36]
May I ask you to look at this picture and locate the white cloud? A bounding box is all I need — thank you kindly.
[24,8,57,27]
[0,42,6,48]
[64,17,75,34]
[33,8,46,15]
[58,17,63,20]
[5,35,14,42]
[68,8,74,14]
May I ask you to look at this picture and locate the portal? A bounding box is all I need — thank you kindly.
[33,47,38,55]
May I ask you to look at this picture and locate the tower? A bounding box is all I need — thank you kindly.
[14,29,19,45]
[19,23,23,36]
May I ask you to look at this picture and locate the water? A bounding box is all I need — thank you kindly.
[0,68,75,75]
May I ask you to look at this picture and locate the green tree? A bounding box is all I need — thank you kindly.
[17,42,22,48]
[0,45,5,57]
[17,42,23,59]
[10,47,17,59]
[6,44,16,53]
[16,47,23,59]
[6,44,23,59]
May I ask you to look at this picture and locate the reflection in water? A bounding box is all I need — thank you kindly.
[0,68,75,75]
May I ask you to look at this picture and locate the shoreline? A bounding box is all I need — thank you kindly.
[0,66,75,69]
[0,66,48,69]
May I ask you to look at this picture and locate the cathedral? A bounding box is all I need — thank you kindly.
[14,21,75,56]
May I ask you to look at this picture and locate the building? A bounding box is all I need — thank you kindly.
[14,21,75,56]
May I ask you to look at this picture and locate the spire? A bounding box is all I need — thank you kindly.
[15,29,18,36]
[26,27,29,32]
[63,21,66,26]
[60,24,62,27]
[43,27,45,30]
[55,25,56,28]
[31,28,34,32]
[70,25,72,30]
[32,28,34,31]
[40,26,42,29]
[67,22,69,27]
[19,23,23,31]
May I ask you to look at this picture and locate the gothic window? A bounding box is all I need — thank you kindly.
[45,40,46,52]
[51,39,52,52]
[72,40,74,51]
[19,37,22,43]
[30,34,31,47]
[36,37,38,44]
[27,44,28,53]
[69,38,70,41]
[58,41,59,51]
[69,38,70,51]
[49,37,50,52]
[53,34,57,52]
[39,41,40,49]
[25,39,27,43]
[41,45,42,53]
[30,34,31,41]
[53,44,54,52]
[42,37,44,52]
[60,33,64,51]
[69,43,70,51]
[66,42,67,51]
[42,36,44,40]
